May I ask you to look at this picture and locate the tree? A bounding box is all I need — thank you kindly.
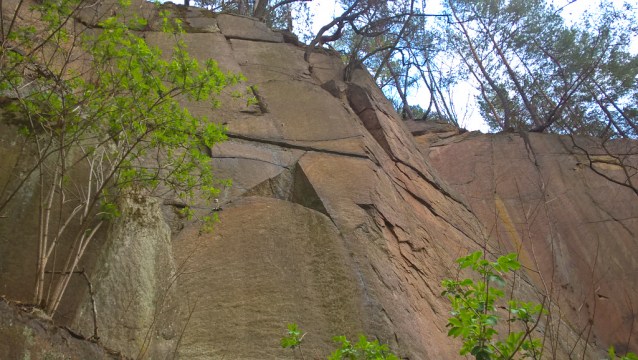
[444,0,638,135]
[0,0,247,315]
[303,0,456,122]
[444,251,638,359]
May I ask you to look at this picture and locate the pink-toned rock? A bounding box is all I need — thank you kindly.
[1,2,632,359]
[428,131,638,356]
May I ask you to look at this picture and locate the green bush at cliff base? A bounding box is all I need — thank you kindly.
[443,252,638,360]
[281,323,398,359]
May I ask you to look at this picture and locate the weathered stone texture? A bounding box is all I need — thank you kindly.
[1,1,635,359]
[73,194,180,359]
[0,300,120,359]
[427,132,638,357]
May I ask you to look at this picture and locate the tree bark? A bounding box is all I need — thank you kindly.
[253,0,268,19]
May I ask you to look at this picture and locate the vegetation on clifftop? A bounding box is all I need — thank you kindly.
[196,0,637,137]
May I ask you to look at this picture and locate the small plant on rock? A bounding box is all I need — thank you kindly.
[609,346,638,360]
[328,334,398,360]
[281,323,398,360]
[442,251,547,360]
[282,322,306,358]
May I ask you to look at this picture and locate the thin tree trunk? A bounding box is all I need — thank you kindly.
[449,0,511,129]
[459,52,503,128]
[372,0,415,81]
[286,3,292,31]
[375,37,414,120]
[473,11,543,128]
[590,91,628,137]
[389,59,414,120]
[593,80,638,135]
[414,61,443,121]
[429,63,458,126]
[253,0,268,19]
[35,167,59,306]
[46,221,103,315]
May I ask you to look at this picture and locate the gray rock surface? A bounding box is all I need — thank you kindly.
[0,300,120,359]
[73,194,180,359]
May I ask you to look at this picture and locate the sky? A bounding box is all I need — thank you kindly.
[301,0,638,132]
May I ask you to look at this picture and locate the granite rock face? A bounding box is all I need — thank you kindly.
[158,16,492,358]
[425,130,638,357]
[1,1,635,359]
[72,193,180,359]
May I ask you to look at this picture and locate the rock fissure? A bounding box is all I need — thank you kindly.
[209,155,285,168]
[225,132,374,161]
[395,159,470,211]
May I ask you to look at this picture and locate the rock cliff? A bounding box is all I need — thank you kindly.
[1,1,637,359]
[423,129,638,358]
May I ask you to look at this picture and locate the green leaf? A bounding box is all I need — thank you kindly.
[448,327,463,338]
[487,274,506,287]
[507,260,521,271]
[460,278,473,286]
[471,251,483,262]
[485,315,499,326]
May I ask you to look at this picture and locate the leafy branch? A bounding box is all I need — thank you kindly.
[442,251,547,360]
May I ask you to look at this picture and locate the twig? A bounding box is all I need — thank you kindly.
[625,289,635,357]
[172,293,198,360]
[80,268,99,341]
[45,268,99,340]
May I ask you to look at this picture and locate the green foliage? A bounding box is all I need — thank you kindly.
[0,0,248,312]
[609,346,638,360]
[445,0,638,136]
[442,252,547,360]
[1,0,243,223]
[281,324,398,360]
[281,323,304,350]
[328,334,398,360]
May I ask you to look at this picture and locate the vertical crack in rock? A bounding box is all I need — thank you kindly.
[346,82,394,158]
[518,130,540,168]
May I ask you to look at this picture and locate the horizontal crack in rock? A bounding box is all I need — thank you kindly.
[225,132,375,162]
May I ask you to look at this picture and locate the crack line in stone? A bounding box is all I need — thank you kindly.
[225,132,376,162]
